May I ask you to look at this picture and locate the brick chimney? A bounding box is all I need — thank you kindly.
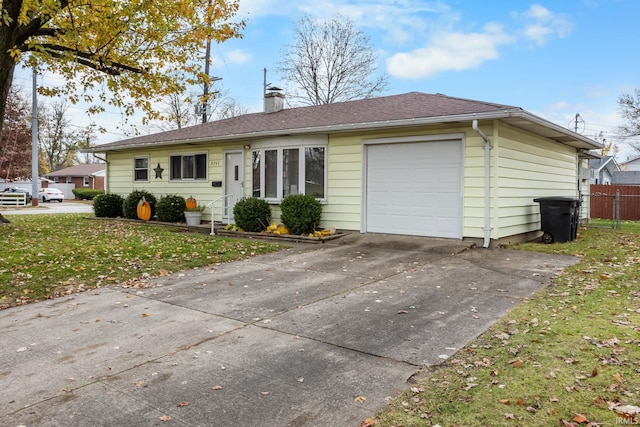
[264,91,284,113]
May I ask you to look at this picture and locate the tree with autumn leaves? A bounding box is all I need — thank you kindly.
[0,0,244,142]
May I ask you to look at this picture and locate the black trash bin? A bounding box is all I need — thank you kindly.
[533,197,580,244]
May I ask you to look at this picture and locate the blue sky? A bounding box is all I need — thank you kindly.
[12,0,640,160]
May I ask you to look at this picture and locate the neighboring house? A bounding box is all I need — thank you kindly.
[612,171,640,185]
[45,164,106,192]
[84,92,601,247]
[588,155,619,184]
[619,154,640,171]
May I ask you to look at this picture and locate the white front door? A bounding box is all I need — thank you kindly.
[224,151,245,223]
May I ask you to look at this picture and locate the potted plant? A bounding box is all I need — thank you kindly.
[184,204,205,226]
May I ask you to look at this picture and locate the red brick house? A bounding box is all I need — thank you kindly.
[44,164,106,191]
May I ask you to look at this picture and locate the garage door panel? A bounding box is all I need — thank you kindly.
[366,140,462,238]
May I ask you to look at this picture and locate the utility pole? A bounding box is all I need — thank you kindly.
[263,67,270,97]
[201,0,221,124]
[31,67,39,206]
[202,37,212,124]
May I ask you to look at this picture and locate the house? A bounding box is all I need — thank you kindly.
[588,155,619,184]
[84,92,601,247]
[44,164,106,192]
[612,171,640,185]
[619,154,640,171]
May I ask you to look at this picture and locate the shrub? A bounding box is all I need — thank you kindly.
[72,188,103,200]
[233,197,271,232]
[280,194,322,235]
[93,193,125,218]
[123,190,157,219]
[156,195,186,223]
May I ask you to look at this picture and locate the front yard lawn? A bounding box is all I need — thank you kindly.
[373,222,640,426]
[1,214,283,309]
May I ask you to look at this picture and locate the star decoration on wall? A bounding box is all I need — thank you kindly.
[154,163,164,179]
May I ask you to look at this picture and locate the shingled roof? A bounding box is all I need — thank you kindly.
[87,92,601,152]
[45,163,105,177]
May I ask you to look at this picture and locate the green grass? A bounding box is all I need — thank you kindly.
[372,224,640,427]
[1,214,283,308]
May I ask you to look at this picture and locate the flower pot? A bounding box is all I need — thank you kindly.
[184,211,202,226]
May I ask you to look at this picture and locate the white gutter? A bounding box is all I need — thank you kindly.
[472,120,492,248]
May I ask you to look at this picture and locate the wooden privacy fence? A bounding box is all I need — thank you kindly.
[590,184,640,220]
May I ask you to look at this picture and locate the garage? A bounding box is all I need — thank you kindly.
[364,137,463,238]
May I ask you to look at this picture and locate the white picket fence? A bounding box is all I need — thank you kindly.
[0,193,28,206]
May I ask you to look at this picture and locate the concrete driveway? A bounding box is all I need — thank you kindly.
[0,233,579,426]
[1,200,94,215]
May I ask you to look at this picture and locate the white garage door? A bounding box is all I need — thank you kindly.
[365,139,462,238]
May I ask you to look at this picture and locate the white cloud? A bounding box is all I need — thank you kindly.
[386,24,512,79]
[224,49,252,65]
[518,4,573,45]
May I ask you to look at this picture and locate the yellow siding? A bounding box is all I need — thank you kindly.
[493,122,578,239]
[106,143,248,221]
[325,135,362,230]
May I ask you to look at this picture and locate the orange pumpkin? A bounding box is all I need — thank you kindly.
[185,196,197,210]
[137,197,151,221]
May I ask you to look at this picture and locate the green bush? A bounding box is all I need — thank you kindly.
[156,195,186,223]
[72,188,103,200]
[93,193,125,218]
[280,194,322,235]
[123,190,157,219]
[233,197,271,232]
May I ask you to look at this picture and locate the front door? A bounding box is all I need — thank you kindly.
[224,151,245,223]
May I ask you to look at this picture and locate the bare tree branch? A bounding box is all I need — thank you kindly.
[278,14,388,106]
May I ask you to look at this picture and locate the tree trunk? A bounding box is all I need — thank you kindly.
[0,50,17,143]
[0,0,23,143]
[0,213,10,224]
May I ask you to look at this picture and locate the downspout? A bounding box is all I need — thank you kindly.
[472,120,492,248]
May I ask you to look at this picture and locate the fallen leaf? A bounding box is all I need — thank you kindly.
[527,406,537,413]
[159,415,172,421]
[516,398,525,406]
[176,401,189,407]
[591,367,598,377]
[573,413,588,423]
[355,395,367,403]
[361,418,374,427]
[550,396,559,403]
[614,372,623,383]
[398,310,408,314]
[499,399,510,405]
[261,391,270,396]
[212,385,223,390]
[134,380,144,388]
[612,404,640,420]
[141,313,150,317]
[511,359,523,368]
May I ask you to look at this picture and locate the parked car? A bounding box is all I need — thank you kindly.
[39,188,65,203]
[1,187,32,201]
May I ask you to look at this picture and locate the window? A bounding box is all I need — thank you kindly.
[251,145,326,201]
[134,156,149,181]
[170,153,207,181]
[83,176,89,187]
[66,177,72,184]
